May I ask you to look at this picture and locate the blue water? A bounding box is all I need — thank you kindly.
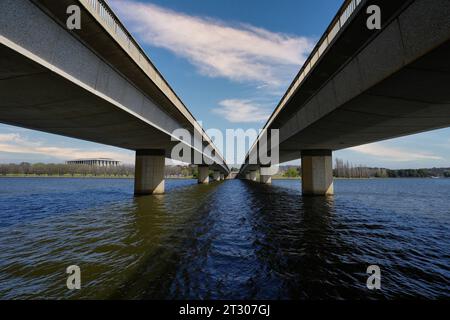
[0,177,449,299]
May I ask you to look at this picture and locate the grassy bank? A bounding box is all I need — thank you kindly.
[0,174,133,179]
[0,174,198,179]
[272,176,301,180]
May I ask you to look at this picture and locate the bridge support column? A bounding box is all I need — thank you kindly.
[220,173,225,181]
[249,171,257,182]
[260,175,272,184]
[245,173,250,180]
[213,171,220,181]
[198,165,209,184]
[134,149,165,195]
[301,150,333,196]
[259,166,272,184]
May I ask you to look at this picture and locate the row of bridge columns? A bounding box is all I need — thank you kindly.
[243,150,334,196]
[198,165,225,184]
[134,150,226,195]
[245,171,270,184]
[133,149,333,196]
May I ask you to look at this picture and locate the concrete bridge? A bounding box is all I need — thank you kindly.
[0,0,229,194]
[239,0,450,195]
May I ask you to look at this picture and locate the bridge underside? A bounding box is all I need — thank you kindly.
[242,38,450,193]
[0,44,228,189]
[279,39,450,164]
[0,44,176,154]
[240,0,450,195]
[0,45,186,157]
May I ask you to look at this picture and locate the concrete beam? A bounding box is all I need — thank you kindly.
[198,166,209,184]
[301,150,333,196]
[134,149,165,195]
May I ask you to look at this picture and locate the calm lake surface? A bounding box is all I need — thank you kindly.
[0,177,449,299]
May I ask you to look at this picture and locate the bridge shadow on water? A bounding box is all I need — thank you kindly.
[0,178,447,299]
[108,179,386,300]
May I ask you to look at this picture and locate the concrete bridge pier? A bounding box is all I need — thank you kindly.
[301,150,333,196]
[259,166,272,184]
[134,149,165,195]
[198,165,210,184]
[220,173,225,181]
[259,174,272,184]
[245,173,250,180]
[249,171,257,182]
[213,171,221,182]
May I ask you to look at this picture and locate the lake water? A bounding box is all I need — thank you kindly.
[0,177,448,299]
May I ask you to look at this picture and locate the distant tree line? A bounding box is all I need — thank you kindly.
[1,161,449,179]
[333,158,450,178]
[276,158,450,178]
[387,168,450,178]
[165,165,197,178]
[0,162,199,178]
[334,158,388,178]
[283,167,301,177]
[0,162,134,177]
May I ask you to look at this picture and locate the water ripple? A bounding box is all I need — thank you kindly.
[0,177,449,299]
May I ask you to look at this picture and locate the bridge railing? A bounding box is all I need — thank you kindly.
[86,0,132,49]
[245,0,365,162]
[83,0,187,119]
[80,0,227,167]
[268,0,363,128]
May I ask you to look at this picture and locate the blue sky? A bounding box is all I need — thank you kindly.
[0,0,449,169]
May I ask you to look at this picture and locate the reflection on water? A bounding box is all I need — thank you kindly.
[0,178,449,299]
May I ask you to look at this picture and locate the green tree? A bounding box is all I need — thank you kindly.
[284,167,299,178]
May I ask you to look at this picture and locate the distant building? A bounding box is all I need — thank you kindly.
[66,158,121,167]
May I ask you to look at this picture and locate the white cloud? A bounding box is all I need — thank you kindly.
[0,133,134,163]
[350,143,442,161]
[109,0,314,88]
[0,133,21,142]
[212,99,270,123]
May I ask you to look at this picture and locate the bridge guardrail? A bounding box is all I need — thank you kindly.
[275,0,363,123]
[245,0,364,162]
[83,0,193,122]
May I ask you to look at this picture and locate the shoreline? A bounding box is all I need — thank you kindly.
[0,175,195,180]
[1,175,446,180]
